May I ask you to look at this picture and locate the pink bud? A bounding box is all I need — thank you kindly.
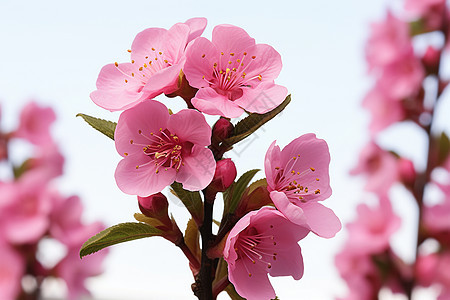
[398,158,416,187]
[138,193,169,219]
[422,46,440,75]
[212,118,234,142]
[210,158,237,192]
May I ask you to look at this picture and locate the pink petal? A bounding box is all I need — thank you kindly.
[185,17,207,43]
[175,145,215,191]
[164,23,190,64]
[281,134,332,202]
[184,37,219,88]
[228,262,276,300]
[191,87,244,118]
[241,43,283,82]
[234,83,288,114]
[90,63,144,111]
[302,202,342,238]
[115,154,176,196]
[212,25,255,56]
[131,28,167,66]
[269,191,307,226]
[142,63,182,97]
[115,100,169,157]
[268,244,304,280]
[167,109,211,146]
[5,215,49,244]
[264,141,281,189]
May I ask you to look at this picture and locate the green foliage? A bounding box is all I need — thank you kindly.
[224,169,260,214]
[80,222,162,258]
[222,95,291,148]
[76,113,117,140]
[184,218,201,260]
[437,132,450,167]
[170,182,204,224]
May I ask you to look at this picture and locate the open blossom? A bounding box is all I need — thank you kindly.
[114,100,215,196]
[13,101,56,146]
[223,207,309,300]
[265,133,341,238]
[366,11,413,70]
[183,24,288,118]
[91,18,207,111]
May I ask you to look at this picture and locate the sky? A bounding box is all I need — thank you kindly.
[0,0,442,299]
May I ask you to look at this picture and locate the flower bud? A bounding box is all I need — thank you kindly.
[138,193,169,219]
[210,158,237,193]
[422,46,440,75]
[398,158,416,188]
[212,118,234,142]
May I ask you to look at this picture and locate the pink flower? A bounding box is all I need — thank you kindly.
[350,141,399,194]
[346,196,401,255]
[264,134,341,238]
[114,100,216,196]
[362,86,406,134]
[366,12,413,70]
[29,143,65,180]
[0,241,25,300]
[0,171,52,244]
[405,0,445,15]
[91,18,207,111]
[183,24,288,118]
[223,207,309,300]
[416,251,450,300]
[56,222,107,300]
[13,101,56,146]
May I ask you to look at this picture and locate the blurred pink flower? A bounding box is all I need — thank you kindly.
[91,18,207,111]
[114,100,215,196]
[350,141,400,194]
[346,196,401,255]
[405,0,445,14]
[416,251,450,300]
[362,86,406,134]
[405,0,446,31]
[265,133,341,238]
[0,241,25,300]
[29,143,65,180]
[223,207,309,300]
[56,222,107,300]
[184,24,287,118]
[0,171,51,244]
[13,101,56,146]
[366,11,413,70]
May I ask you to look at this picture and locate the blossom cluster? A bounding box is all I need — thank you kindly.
[86,18,341,299]
[0,102,107,300]
[336,0,450,299]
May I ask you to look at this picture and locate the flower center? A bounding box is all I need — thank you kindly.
[200,52,263,100]
[273,154,321,203]
[130,128,190,174]
[235,225,278,277]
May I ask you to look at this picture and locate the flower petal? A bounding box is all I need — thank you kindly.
[302,202,342,238]
[184,17,207,43]
[191,87,244,118]
[264,141,281,190]
[163,23,190,64]
[242,43,283,82]
[268,244,304,280]
[167,109,211,146]
[184,37,219,89]
[212,25,255,56]
[175,145,216,191]
[90,63,144,111]
[142,63,182,97]
[269,191,307,226]
[115,100,169,157]
[115,154,176,197]
[131,28,167,66]
[234,83,288,114]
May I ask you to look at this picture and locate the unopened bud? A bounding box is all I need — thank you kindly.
[210,158,237,192]
[212,118,234,142]
[138,193,169,219]
[422,46,440,75]
[398,158,416,188]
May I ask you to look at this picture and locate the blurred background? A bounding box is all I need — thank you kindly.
[2,0,448,299]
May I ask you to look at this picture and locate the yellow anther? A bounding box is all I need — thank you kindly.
[114,62,119,67]
[252,55,256,59]
[202,54,205,58]
[310,167,315,172]
[127,49,132,53]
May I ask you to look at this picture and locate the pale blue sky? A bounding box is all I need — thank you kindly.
[1,0,442,299]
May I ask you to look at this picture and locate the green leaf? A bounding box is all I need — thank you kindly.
[76,113,117,140]
[222,95,291,147]
[225,169,260,214]
[134,213,166,228]
[225,283,246,300]
[437,132,450,167]
[184,218,201,260]
[170,182,204,224]
[80,222,162,258]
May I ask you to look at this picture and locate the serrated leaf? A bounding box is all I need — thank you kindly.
[77,113,117,140]
[134,213,166,228]
[170,182,204,224]
[225,169,260,214]
[80,222,162,258]
[184,218,201,259]
[222,95,291,147]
